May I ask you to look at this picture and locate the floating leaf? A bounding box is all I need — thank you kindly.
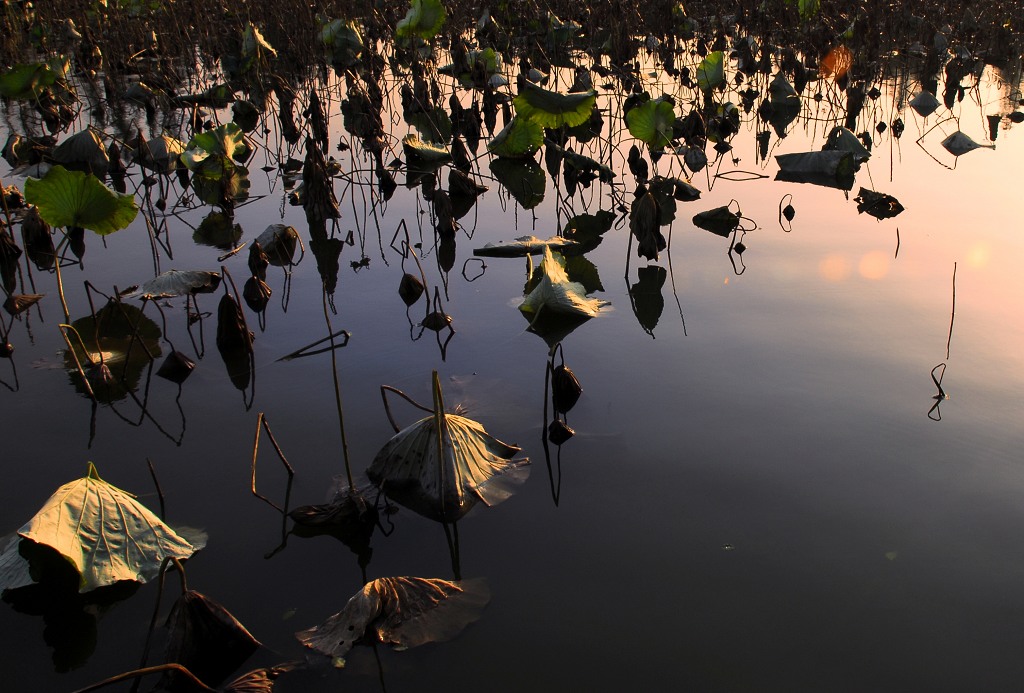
[625,99,677,150]
[513,82,597,129]
[941,131,994,156]
[855,187,905,219]
[823,126,871,162]
[403,133,451,167]
[521,247,608,319]
[696,51,725,91]
[487,116,543,158]
[123,270,221,299]
[182,123,252,177]
[395,0,446,40]
[297,577,489,659]
[369,372,528,521]
[255,224,300,266]
[10,463,200,593]
[775,150,856,190]
[24,165,138,235]
[132,133,185,174]
[473,235,579,258]
[692,205,740,238]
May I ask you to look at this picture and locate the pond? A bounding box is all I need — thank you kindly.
[1,3,1023,691]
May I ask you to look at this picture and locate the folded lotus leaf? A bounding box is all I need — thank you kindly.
[473,235,579,258]
[520,247,608,319]
[941,131,994,156]
[52,128,109,176]
[16,463,201,592]
[164,590,261,687]
[297,577,489,659]
[123,270,221,299]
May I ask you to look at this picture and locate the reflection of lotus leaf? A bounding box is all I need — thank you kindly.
[65,300,162,402]
[297,576,489,659]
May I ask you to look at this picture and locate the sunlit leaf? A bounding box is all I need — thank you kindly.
[520,246,608,319]
[14,463,200,593]
[819,45,853,79]
[513,82,597,129]
[320,17,363,66]
[297,577,489,659]
[487,116,543,158]
[24,165,137,235]
[473,235,580,258]
[395,0,446,40]
[122,270,221,299]
[696,51,725,91]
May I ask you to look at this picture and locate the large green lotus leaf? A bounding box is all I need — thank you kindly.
[18,463,200,593]
[625,98,676,149]
[696,51,725,91]
[487,116,543,158]
[490,157,545,210]
[297,577,489,660]
[395,0,446,39]
[183,123,252,170]
[513,82,597,129]
[24,165,137,236]
[0,58,67,100]
[368,373,528,522]
[520,247,608,319]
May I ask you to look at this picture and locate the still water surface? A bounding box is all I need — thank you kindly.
[1,49,1023,692]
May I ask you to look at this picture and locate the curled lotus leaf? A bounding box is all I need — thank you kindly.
[297,576,489,660]
[941,131,994,156]
[487,116,543,158]
[513,82,597,129]
[52,128,109,176]
[473,235,579,258]
[9,463,202,593]
[123,270,221,299]
[164,590,261,687]
[255,224,300,266]
[395,0,446,39]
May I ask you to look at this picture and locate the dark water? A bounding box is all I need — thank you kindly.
[1,39,1023,693]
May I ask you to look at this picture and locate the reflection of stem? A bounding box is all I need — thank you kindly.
[146,457,166,520]
[251,412,296,513]
[59,323,96,402]
[323,290,354,490]
[77,664,215,693]
[946,262,956,360]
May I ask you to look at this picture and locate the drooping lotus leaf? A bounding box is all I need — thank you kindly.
[696,51,725,91]
[320,17,363,66]
[123,270,221,299]
[240,23,277,72]
[513,82,597,129]
[132,133,186,174]
[297,577,489,659]
[910,91,940,117]
[823,126,870,162]
[490,157,545,209]
[13,463,201,593]
[395,0,447,39]
[941,131,994,156]
[0,58,68,100]
[52,128,109,176]
[487,116,543,158]
[473,235,580,258]
[164,590,261,687]
[368,372,529,522]
[855,187,905,219]
[520,247,608,319]
[403,133,451,167]
[774,150,856,190]
[406,108,453,144]
[24,165,138,235]
[254,224,300,266]
[630,190,665,260]
[65,300,162,402]
[626,98,676,149]
[692,205,740,238]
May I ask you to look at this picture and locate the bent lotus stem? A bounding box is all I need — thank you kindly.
[59,323,97,401]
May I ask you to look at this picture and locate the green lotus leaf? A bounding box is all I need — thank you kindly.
[17,463,199,593]
[513,82,597,129]
[320,17,363,65]
[0,57,68,100]
[395,0,446,40]
[183,123,252,171]
[626,98,676,149]
[696,50,725,91]
[487,116,544,158]
[24,165,137,236]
